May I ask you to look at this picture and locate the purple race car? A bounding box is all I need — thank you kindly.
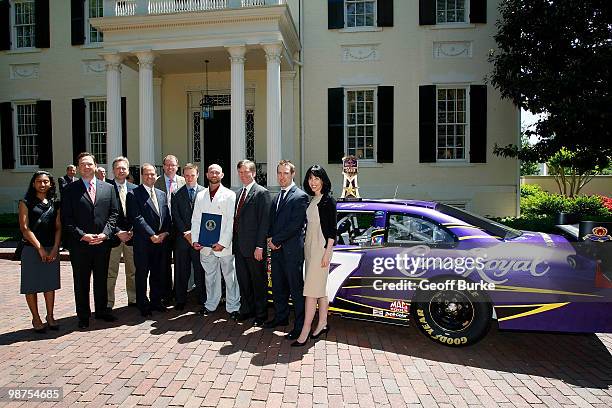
[318,199,612,347]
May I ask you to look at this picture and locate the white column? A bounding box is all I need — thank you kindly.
[135,51,155,166]
[281,71,296,172]
[153,78,163,164]
[264,43,283,189]
[226,45,247,188]
[104,53,123,169]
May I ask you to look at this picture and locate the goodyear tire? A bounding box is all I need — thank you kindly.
[411,277,492,347]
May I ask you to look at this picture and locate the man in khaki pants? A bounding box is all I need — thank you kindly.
[107,156,138,309]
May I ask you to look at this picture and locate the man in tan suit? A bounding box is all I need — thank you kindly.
[154,155,186,304]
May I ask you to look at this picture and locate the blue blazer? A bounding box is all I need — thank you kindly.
[127,184,171,246]
[268,184,309,256]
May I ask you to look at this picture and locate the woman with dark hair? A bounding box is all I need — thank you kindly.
[18,171,62,333]
[292,165,337,346]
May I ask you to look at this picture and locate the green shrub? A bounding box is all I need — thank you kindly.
[519,188,611,218]
[566,195,610,217]
[495,215,557,233]
[520,184,544,198]
[521,192,567,216]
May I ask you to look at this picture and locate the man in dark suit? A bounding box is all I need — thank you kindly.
[58,164,77,196]
[233,159,272,325]
[107,156,138,310]
[154,154,186,304]
[127,163,172,317]
[171,163,206,311]
[266,160,309,340]
[61,152,119,329]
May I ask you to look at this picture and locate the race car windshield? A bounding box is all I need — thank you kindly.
[435,203,523,240]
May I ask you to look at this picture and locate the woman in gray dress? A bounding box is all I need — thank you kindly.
[18,171,62,333]
[293,165,337,346]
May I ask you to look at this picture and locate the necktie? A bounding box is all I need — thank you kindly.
[150,187,160,215]
[276,189,286,212]
[119,184,127,214]
[188,188,195,203]
[168,178,175,193]
[233,187,247,233]
[88,180,96,203]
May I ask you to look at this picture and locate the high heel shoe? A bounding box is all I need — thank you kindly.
[32,319,46,333]
[291,334,310,347]
[311,325,330,340]
[46,315,59,331]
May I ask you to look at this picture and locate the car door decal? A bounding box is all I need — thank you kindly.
[327,251,363,302]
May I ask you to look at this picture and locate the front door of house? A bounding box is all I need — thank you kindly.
[202,109,231,186]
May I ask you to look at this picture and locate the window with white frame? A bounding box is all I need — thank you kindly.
[346,89,376,160]
[436,0,467,24]
[87,100,107,165]
[87,0,103,43]
[437,87,467,160]
[15,103,38,167]
[345,0,376,28]
[13,0,36,49]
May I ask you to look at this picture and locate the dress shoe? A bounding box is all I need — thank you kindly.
[238,312,253,322]
[45,315,60,331]
[284,330,300,340]
[95,313,118,322]
[174,302,185,311]
[291,335,310,347]
[127,302,138,308]
[229,311,241,321]
[253,318,266,327]
[199,307,213,316]
[264,319,289,329]
[78,319,89,329]
[152,304,167,312]
[311,325,330,340]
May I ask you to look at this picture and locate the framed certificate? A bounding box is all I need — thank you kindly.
[198,213,222,247]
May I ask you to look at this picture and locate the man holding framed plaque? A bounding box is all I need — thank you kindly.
[191,164,240,318]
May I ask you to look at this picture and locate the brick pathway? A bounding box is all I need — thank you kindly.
[0,259,611,407]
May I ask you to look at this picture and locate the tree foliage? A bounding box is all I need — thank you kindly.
[489,0,612,169]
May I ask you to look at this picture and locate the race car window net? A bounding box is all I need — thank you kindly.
[435,203,522,240]
[337,211,377,246]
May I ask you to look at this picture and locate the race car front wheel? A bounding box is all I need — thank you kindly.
[411,278,492,347]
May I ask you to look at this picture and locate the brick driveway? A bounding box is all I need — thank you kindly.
[0,259,611,407]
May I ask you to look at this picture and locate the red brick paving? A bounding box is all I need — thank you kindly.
[0,259,611,407]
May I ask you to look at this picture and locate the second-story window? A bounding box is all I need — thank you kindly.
[88,0,103,43]
[345,0,376,28]
[436,0,467,24]
[14,0,35,48]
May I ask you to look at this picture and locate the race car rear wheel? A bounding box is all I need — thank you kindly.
[411,278,492,347]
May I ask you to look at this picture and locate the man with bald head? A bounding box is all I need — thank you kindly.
[191,164,240,318]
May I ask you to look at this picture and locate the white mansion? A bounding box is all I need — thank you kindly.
[0,0,519,216]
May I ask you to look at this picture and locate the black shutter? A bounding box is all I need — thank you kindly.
[71,0,85,46]
[377,0,393,27]
[469,0,486,24]
[36,100,53,168]
[469,85,487,163]
[377,86,393,163]
[121,97,127,157]
[34,0,50,48]
[419,85,436,163]
[328,0,344,29]
[328,88,344,164]
[419,0,436,25]
[71,98,86,164]
[0,102,14,169]
[0,0,10,50]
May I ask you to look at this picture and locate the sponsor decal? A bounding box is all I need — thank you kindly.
[584,226,612,243]
[373,309,384,317]
[390,300,410,313]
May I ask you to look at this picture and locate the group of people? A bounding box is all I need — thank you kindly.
[18,152,337,346]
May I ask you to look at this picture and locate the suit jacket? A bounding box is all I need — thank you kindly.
[268,184,309,255]
[192,184,236,257]
[58,175,77,195]
[171,183,204,250]
[234,183,272,257]
[154,174,186,195]
[61,178,119,249]
[108,179,138,247]
[127,184,171,246]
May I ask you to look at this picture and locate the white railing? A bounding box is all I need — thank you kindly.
[149,0,227,14]
[115,0,137,16]
[111,0,284,16]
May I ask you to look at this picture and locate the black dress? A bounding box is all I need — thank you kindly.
[20,199,61,294]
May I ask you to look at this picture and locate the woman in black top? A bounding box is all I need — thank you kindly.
[18,171,62,333]
[293,165,337,346]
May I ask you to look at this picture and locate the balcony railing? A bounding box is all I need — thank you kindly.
[111,0,283,17]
